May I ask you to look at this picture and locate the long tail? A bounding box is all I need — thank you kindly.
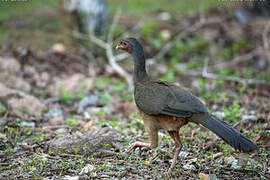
[192,114,257,152]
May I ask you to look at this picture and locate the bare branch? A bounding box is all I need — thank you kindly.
[209,50,259,70]
[72,9,133,88]
[105,43,133,87]
[263,22,270,50]
[185,57,270,86]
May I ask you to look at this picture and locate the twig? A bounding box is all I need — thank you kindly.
[117,16,222,64]
[188,57,270,86]
[209,49,259,70]
[72,9,133,88]
[106,9,133,87]
[149,17,221,62]
[263,22,270,50]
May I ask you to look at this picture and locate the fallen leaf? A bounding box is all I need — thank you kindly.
[83,120,93,131]
[199,172,209,180]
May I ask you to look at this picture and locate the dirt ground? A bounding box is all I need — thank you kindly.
[0,4,269,180]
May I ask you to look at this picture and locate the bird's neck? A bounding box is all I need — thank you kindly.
[133,54,148,84]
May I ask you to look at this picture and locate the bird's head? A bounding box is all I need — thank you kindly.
[116,38,144,58]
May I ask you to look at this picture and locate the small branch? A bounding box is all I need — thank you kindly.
[185,64,270,86]
[201,57,270,85]
[209,50,259,70]
[72,9,133,88]
[149,17,222,62]
[263,22,270,50]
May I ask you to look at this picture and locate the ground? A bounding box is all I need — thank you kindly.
[0,1,269,179]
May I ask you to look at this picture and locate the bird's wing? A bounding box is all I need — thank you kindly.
[134,80,208,118]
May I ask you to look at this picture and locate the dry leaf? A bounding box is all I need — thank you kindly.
[199,172,209,180]
[83,120,92,131]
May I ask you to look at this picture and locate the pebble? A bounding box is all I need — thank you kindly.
[21,121,35,129]
[183,164,196,170]
[179,151,190,158]
[45,108,63,118]
[77,95,98,113]
[79,164,95,175]
[63,176,79,180]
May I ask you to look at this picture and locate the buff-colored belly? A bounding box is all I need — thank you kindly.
[139,110,188,131]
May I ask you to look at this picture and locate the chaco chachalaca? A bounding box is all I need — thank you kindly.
[116,38,257,173]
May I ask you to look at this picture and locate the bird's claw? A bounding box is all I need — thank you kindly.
[127,141,150,152]
[127,142,138,152]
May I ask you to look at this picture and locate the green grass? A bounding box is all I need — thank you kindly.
[0,0,59,21]
[108,0,223,18]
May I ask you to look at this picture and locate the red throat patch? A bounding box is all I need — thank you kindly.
[125,51,131,54]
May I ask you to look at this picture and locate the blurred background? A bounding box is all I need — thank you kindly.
[0,0,269,179]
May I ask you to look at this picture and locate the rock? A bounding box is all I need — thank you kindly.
[158,12,171,21]
[7,94,46,118]
[50,116,65,125]
[63,176,79,180]
[224,156,241,169]
[49,74,94,97]
[0,56,21,73]
[0,83,17,97]
[0,73,31,92]
[231,160,241,169]
[183,164,196,170]
[160,29,171,40]
[55,128,67,135]
[21,121,35,129]
[0,83,46,119]
[77,95,98,113]
[49,127,126,155]
[51,43,66,55]
[224,156,235,164]
[213,111,225,118]
[242,115,257,121]
[179,151,190,158]
[79,164,95,175]
[45,108,64,125]
[45,108,63,118]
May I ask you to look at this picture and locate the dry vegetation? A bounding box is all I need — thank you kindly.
[0,1,269,179]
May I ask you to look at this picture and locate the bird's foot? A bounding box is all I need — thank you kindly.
[127,141,151,152]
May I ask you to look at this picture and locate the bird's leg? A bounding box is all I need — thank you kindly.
[167,131,182,174]
[128,129,158,152]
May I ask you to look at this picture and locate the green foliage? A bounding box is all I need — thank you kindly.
[72,147,80,153]
[58,87,74,105]
[94,78,112,89]
[220,40,249,60]
[196,77,211,99]
[0,108,6,117]
[223,103,242,124]
[113,82,126,92]
[108,0,222,18]
[160,70,175,82]
[66,116,78,126]
[170,35,209,62]
[100,92,113,105]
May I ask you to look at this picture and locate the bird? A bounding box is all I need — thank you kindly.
[116,37,257,173]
